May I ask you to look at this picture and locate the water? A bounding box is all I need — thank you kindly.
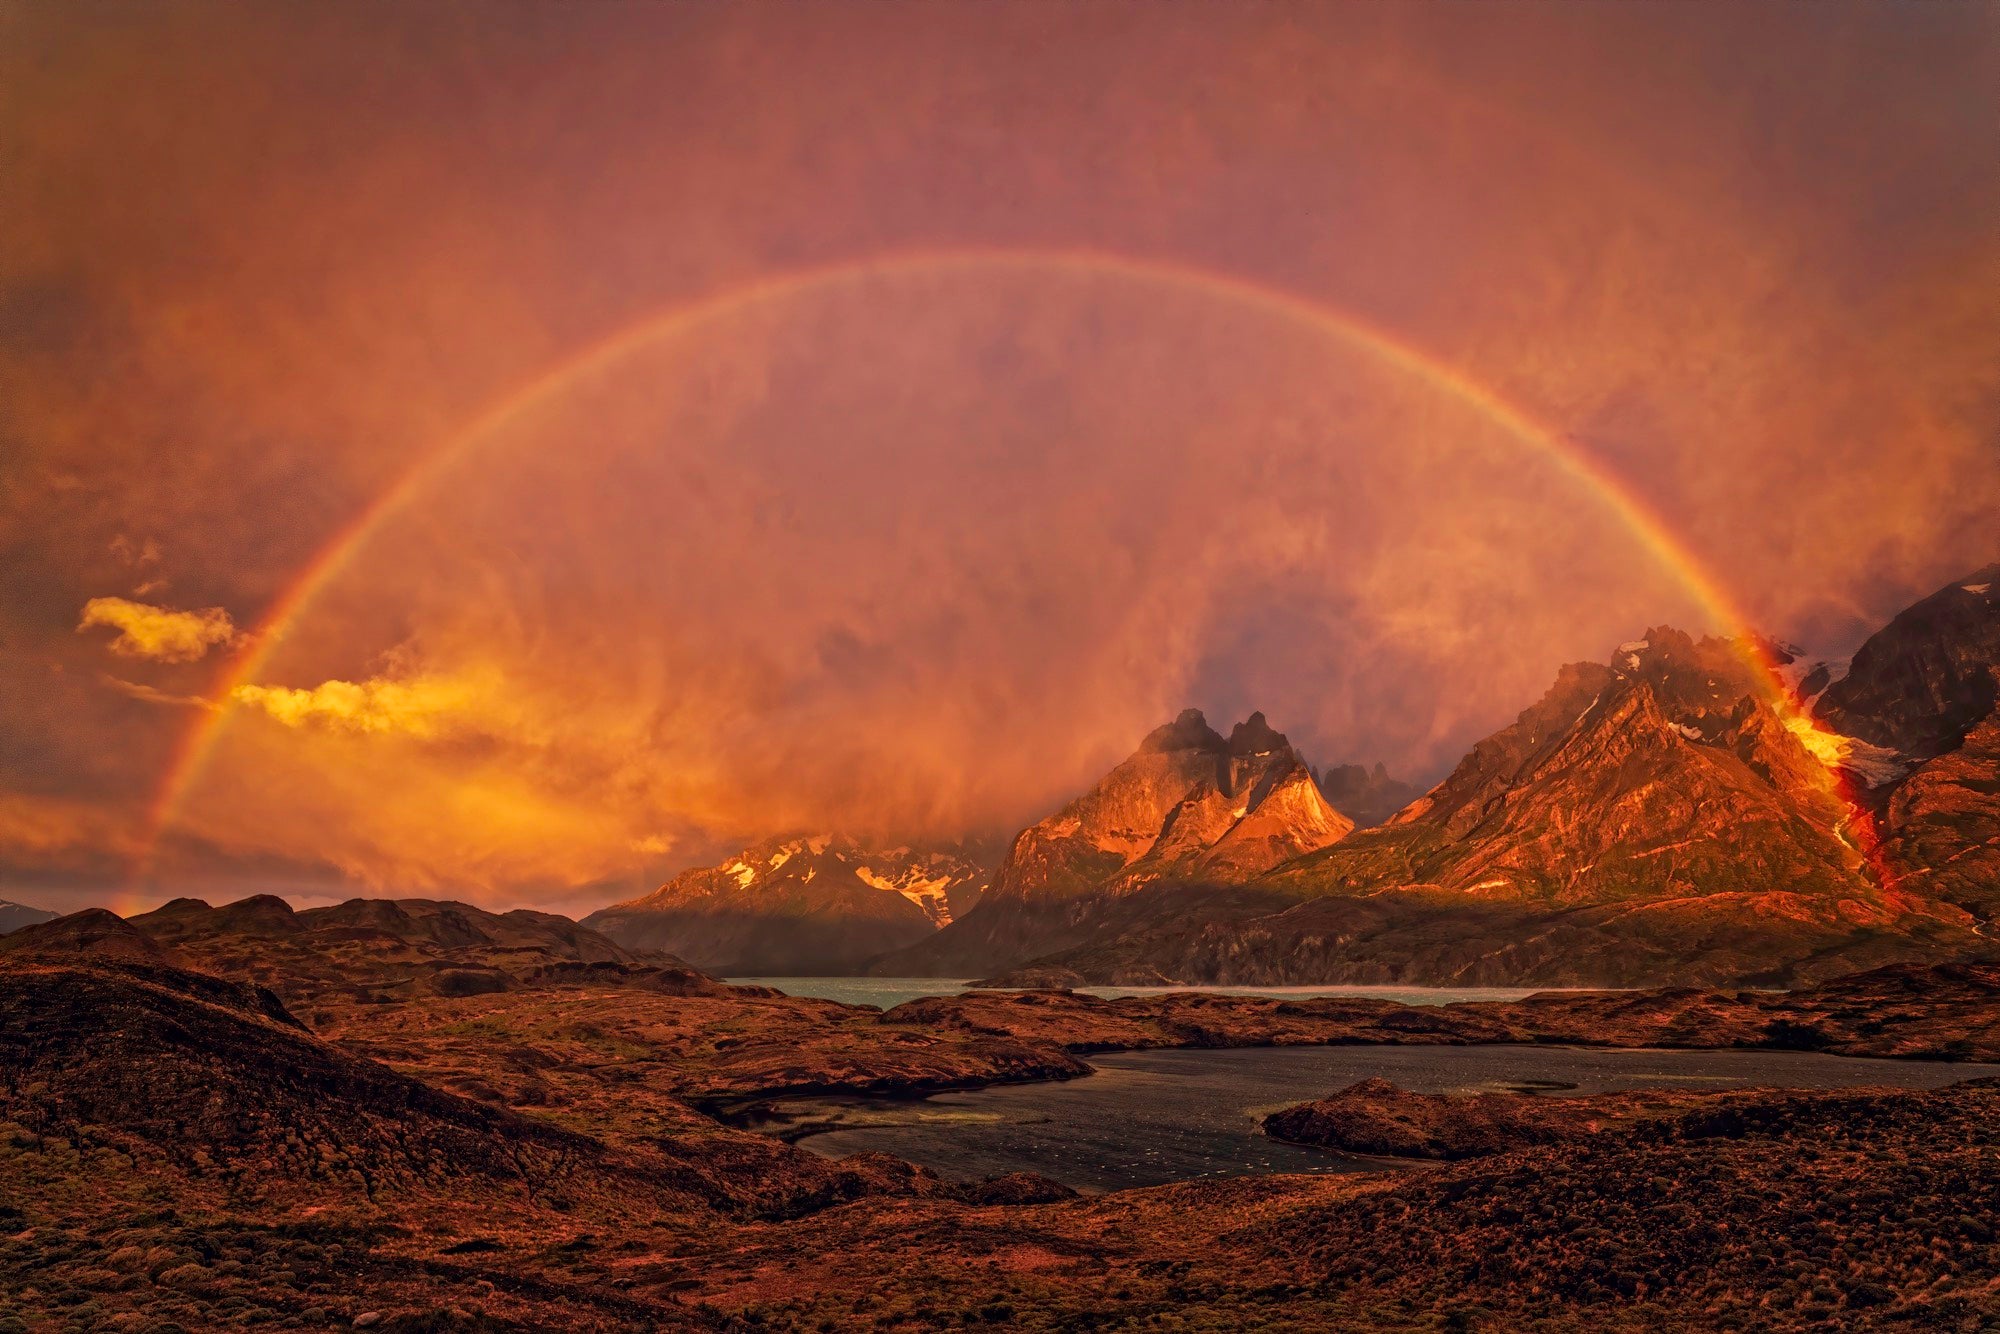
[725,976,1551,1010]
[759,1044,2000,1193]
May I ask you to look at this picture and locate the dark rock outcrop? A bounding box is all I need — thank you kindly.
[1817,563,2000,760]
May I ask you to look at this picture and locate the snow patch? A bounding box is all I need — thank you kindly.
[767,848,793,871]
[1617,640,1650,654]
[1772,651,1848,706]
[1784,717,1910,789]
[724,859,757,888]
[856,865,962,925]
[1670,722,1703,741]
[1964,583,1991,595]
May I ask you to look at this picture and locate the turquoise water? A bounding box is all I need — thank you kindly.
[724,976,1551,1010]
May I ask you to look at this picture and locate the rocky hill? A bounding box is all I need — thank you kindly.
[6,894,717,1002]
[586,835,998,974]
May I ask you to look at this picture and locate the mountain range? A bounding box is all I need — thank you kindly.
[583,835,998,974]
[585,562,2000,986]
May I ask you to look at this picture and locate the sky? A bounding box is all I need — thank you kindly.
[4,2,1997,916]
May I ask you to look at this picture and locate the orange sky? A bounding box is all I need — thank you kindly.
[4,2,1996,914]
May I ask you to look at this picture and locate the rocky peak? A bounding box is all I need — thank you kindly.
[1227,711,1288,756]
[1817,562,2000,759]
[976,708,1353,904]
[1140,708,1228,754]
[1318,761,1418,828]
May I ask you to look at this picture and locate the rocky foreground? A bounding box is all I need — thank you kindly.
[3,905,1999,1331]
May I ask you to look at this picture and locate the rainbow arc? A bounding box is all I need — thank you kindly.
[130,246,1875,907]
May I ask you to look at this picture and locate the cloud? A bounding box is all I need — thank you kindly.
[100,675,218,709]
[0,793,139,871]
[108,535,161,567]
[230,669,492,736]
[76,598,237,663]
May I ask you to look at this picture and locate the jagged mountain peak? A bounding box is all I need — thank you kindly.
[1817,560,2000,760]
[1227,710,1289,756]
[1317,761,1418,828]
[1140,708,1228,754]
[885,707,1355,977]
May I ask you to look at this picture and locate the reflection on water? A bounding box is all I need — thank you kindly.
[725,976,1551,1010]
[755,1044,2000,1193]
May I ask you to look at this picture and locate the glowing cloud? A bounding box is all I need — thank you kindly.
[230,670,492,736]
[77,598,236,663]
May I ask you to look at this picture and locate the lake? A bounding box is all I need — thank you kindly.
[725,976,1552,1010]
[755,1044,2000,1193]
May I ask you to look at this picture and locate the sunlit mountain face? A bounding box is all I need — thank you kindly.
[5,3,1996,915]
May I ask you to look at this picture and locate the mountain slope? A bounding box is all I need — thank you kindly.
[1816,563,2000,760]
[0,956,685,1211]
[878,710,1353,976]
[586,836,996,974]
[1268,629,1871,905]
[976,629,1978,988]
[1811,563,2000,924]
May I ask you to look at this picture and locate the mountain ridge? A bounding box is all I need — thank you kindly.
[966,587,1999,988]
[585,834,999,974]
[874,709,1355,976]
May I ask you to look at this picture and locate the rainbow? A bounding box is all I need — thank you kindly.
[130,245,1859,905]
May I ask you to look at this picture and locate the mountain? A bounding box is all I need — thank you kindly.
[1810,563,2000,924]
[972,628,1980,988]
[1816,563,2000,760]
[1317,762,1419,827]
[1267,627,1872,905]
[876,710,1353,976]
[585,835,998,975]
[0,897,57,934]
